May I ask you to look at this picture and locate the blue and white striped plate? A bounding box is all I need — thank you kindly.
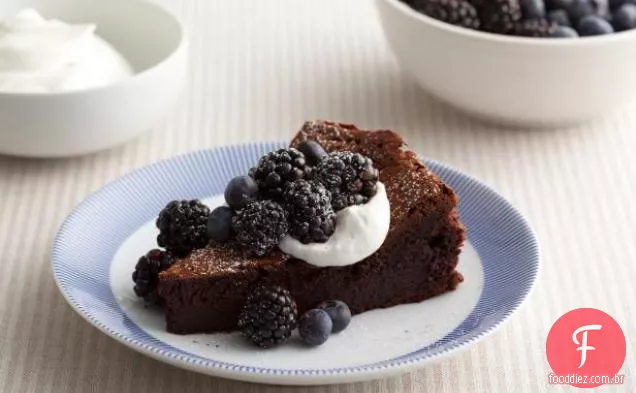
[52,142,539,385]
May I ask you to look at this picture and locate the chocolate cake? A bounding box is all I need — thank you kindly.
[157,121,465,334]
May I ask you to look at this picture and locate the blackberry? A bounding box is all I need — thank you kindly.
[232,200,288,256]
[513,18,557,36]
[132,249,174,304]
[283,180,336,244]
[412,0,481,29]
[156,200,210,257]
[238,285,298,348]
[249,148,309,200]
[472,0,522,33]
[314,151,379,211]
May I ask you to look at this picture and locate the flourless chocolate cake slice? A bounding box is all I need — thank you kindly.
[157,121,465,334]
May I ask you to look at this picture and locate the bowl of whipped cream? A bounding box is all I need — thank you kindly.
[0,0,187,157]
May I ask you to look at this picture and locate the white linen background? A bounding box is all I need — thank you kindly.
[0,0,634,392]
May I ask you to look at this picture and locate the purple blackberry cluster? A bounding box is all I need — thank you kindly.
[208,140,380,256]
[403,0,636,37]
[131,249,174,305]
[132,141,379,303]
[314,151,379,212]
[249,148,309,200]
[238,285,298,348]
[237,284,352,349]
[283,179,336,244]
[132,198,214,304]
[156,200,211,258]
[232,200,289,257]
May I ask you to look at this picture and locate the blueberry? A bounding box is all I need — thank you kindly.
[550,25,580,36]
[224,175,259,210]
[548,9,572,25]
[594,0,610,14]
[299,309,332,346]
[609,0,625,10]
[521,0,547,18]
[567,0,596,23]
[610,0,623,8]
[612,3,636,30]
[546,0,573,10]
[578,14,615,34]
[296,140,326,166]
[317,300,352,333]
[207,206,234,242]
[609,0,636,10]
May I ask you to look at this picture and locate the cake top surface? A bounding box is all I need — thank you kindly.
[162,242,289,278]
[160,120,457,281]
[291,121,450,220]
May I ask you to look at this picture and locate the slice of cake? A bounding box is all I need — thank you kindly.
[157,121,465,334]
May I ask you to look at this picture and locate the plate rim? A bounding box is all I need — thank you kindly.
[51,142,541,385]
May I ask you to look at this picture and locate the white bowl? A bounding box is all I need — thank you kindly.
[0,0,187,157]
[375,0,636,126]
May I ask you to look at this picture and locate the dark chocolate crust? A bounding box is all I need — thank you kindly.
[158,121,465,334]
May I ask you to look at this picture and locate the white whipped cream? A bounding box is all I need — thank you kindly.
[0,9,133,93]
[279,182,391,267]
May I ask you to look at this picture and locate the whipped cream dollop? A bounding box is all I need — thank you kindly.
[279,182,391,267]
[0,9,133,93]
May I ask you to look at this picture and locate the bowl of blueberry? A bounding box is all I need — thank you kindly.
[375,0,636,126]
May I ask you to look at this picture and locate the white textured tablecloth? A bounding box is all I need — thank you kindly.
[0,0,634,391]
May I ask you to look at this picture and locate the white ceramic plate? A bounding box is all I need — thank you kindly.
[52,142,540,385]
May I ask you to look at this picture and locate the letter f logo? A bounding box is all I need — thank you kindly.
[572,324,602,368]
